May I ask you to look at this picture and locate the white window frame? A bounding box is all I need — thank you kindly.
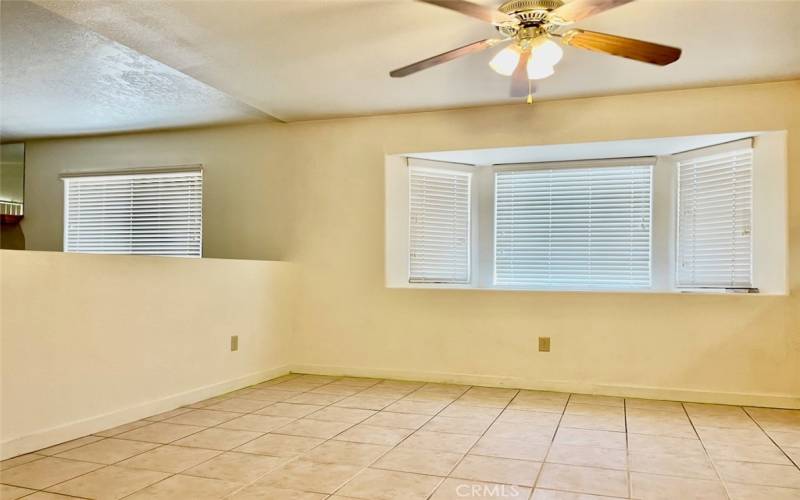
[491,158,655,292]
[61,165,203,258]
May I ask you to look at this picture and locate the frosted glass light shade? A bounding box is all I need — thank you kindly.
[489,45,521,76]
[526,59,554,80]
[533,39,563,67]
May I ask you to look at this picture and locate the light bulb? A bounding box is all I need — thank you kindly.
[489,45,521,76]
[532,39,563,67]
[526,58,554,80]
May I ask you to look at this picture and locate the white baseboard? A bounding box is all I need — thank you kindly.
[0,365,290,460]
[290,363,800,410]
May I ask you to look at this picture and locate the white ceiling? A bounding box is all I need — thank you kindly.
[3,0,800,139]
[407,132,757,165]
[0,1,268,141]
[32,0,800,123]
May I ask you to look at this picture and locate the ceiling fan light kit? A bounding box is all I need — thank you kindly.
[390,0,682,103]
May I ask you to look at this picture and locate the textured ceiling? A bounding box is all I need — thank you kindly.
[0,0,268,141]
[32,0,800,123]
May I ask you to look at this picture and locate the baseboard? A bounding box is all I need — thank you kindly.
[0,365,290,460]
[290,363,800,410]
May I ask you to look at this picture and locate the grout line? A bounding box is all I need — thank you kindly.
[680,402,733,500]
[529,392,571,496]
[742,407,800,471]
[624,397,631,499]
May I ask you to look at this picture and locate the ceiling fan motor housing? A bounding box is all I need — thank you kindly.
[497,0,564,38]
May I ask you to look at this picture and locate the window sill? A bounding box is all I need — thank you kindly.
[388,284,786,296]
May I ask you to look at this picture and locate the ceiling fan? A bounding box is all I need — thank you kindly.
[389,0,682,102]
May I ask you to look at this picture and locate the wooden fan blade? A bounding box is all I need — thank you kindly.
[510,50,531,97]
[550,0,633,23]
[418,0,516,24]
[390,39,504,78]
[562,29,681,65]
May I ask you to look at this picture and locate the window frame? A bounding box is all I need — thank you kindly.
[490,158,655,292]
[61,165,203,258]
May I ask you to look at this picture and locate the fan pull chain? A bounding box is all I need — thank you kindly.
[526,79,533,104]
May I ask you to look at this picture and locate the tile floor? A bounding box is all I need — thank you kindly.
[2,373,799,499]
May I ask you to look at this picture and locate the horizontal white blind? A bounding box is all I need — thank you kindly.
[676,144,752,288]
[495,164,652,289]
[63,171,202,257]
[409,166,471,283]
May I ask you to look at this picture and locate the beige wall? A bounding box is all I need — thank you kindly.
[0,250,294,459]
[13,81,800,412]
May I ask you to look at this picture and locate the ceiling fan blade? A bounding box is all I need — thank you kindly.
[418,0,517,24]
[390,38,505,78]
[510,49,532,97]
[549,0,633,23]
[561,29,681,65]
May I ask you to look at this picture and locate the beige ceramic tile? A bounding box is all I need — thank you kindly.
[471,437,549,461]
[569,395,624,407]
[704,441,792,464]
[546,444,627,470]
[531,489,625,499]
[784,446,800,466]
[217,414,296,433]
[334,423,413,446]
[119,445,221,473]
[767,430,800,448]
[439,404,503,420]
[537,463,628,498]
[235,433,324,457]
[450,454,541,487]
[13,493,83,500]
[273,418,354,439]
[0,484,35,500]
[627,433,707,457]
[373,446,463,476]
[183,451,286,483]
[307,406,376,424]
[56,438,158,464]
[484,422,555,443]
[714,460,800,488]
[239,389,300,402]
[625,399,685,412]
[625,416,697,439]
[228,484,327,500]
[565,403,624,418]
[456,393,516,408]
[124,473,242,499]
[94,420,153,438]
[336,467,443,500]
[144,408,192,422]
[385,399,450,415]
[333,394,398,410]
[0,453,43,471]
[0,456,103,489]
[310,384,361,396]
[164,409,240,427]
[363,411,432,430]
[301,439,389,466]
[256,403,324,418]
[256,459,361,494]
[401,430,478,453]
[684,403,746,417]
[46,465,168,500]
[688,413,760,430]
[287,392,346,406]
[38,436,105,455]
[560,413,625,432]
[420,415,493,435]
[172,427,262,451]
[115,422,205,444]
[725,482,800,500]
[553,428,626,450]
[695,426,773,445]
[627,451,717,480]
[496,409,561,426]
[629,472,726,499]
[744,408,800,432]
[431,478,531,500]
[204,398,271,413]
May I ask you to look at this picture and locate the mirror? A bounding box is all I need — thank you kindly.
[1,142,25,249]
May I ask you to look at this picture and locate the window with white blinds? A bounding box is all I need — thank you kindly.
[676,140,753,288]
[494,162,653,289]
[408,166,471,283]
[63,169,203,257]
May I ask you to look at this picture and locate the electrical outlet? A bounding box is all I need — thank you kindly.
[230,335,239,352]
[538,337,550,352]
